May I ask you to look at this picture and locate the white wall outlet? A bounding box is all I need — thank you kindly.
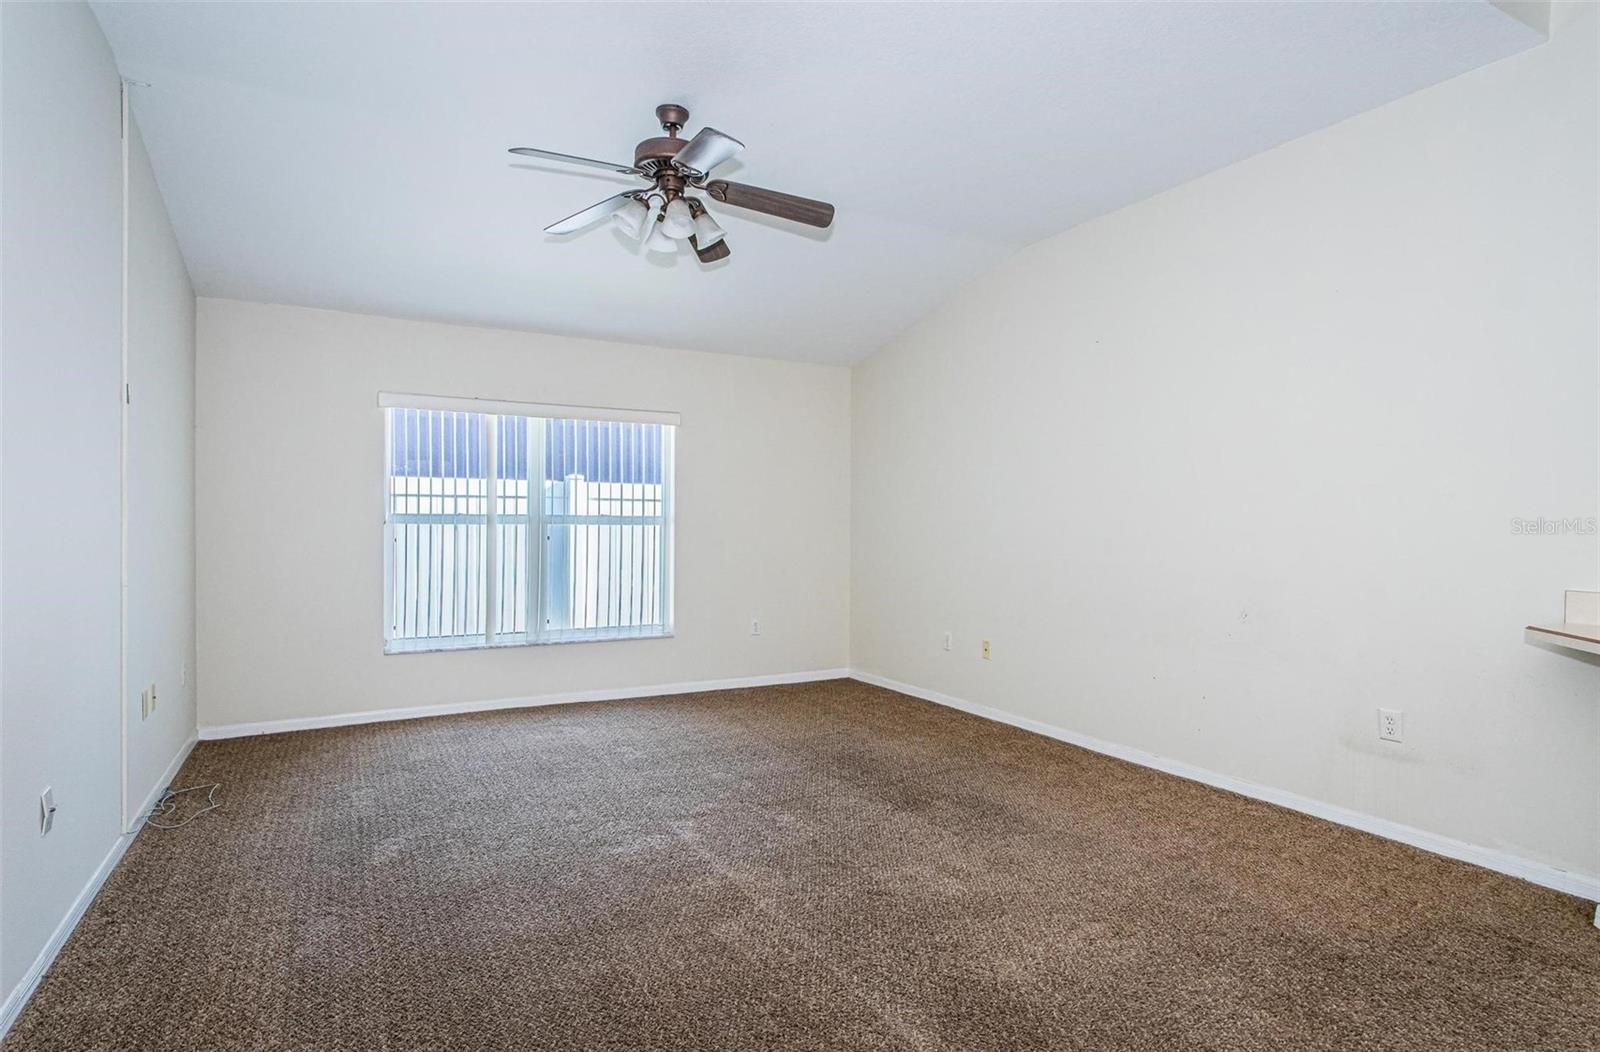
[943,631,952,652]
[981,639,992,660]
[149,682,157,716]
[750,618,761,637]
[180,661,187,687]
[1378,708,1403,743]
[40,787,56,836]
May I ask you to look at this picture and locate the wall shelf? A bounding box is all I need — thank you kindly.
[1524,623,1600,657]
[1525,590,1600,657]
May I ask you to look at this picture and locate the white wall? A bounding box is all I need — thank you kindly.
[0,2,197,1013]
[1,0,124,998]
[852,4,1599,882]
[194,299,850,731]
[123,117,197,823]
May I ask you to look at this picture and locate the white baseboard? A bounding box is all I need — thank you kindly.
[0,838,130,1039]
[0,734,196,1040]
[126,734,199,834]
[850,670,1600,906]
[199,668,853,740]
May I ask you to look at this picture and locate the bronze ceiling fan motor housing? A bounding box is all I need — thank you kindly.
[634,104,693,182]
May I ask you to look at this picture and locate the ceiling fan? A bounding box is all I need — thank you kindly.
[510,104,835,264]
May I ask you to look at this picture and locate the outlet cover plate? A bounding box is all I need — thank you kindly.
[1378,707,1404,743]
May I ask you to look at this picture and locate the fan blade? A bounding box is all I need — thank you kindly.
[544,192,636,235]
[689,234,731,263]
[509,147,638,175]
[703,180,834,228]
[672,127,744,175]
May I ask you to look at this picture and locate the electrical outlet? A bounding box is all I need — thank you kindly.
[149,682,157,716]
[750,618,761,637]
[40,787,56,836]
[180,661,187,687]
[942,631,952,652]
[981,639,992,660]
[1378,708,1403,743]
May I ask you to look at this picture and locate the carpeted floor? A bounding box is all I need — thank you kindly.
[5,679,1597,1051]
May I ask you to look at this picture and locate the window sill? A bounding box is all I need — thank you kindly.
[384,629,674,656]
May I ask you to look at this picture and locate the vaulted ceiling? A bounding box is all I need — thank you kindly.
[93,2,1542,363]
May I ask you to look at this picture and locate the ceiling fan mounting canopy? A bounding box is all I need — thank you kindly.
[509,102,836,265]
[654,103,690,131]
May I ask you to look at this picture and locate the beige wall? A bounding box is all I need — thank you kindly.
[195,299,850,730]
[852,6,1599,881]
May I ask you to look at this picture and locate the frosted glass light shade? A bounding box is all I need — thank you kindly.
[645,224,679,254]
[691,211,725,248]
[611,197,650,238]
[661,198,695,239]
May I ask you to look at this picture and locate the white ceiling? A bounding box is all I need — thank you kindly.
[93,2,1541,365]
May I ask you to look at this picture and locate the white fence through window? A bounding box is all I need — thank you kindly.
[385,407,673,651]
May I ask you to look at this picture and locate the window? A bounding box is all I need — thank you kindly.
[381,394,675,653]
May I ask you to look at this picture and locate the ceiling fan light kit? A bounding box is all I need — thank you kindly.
[645,224,679,254]
[690,206,725,249]
[612,196,651,239]
[661,198,696,239]
[511,103,835,266]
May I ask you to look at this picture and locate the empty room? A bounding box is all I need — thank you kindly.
[2,1,1597,1049]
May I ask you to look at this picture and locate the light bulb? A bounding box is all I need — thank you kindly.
[660,198,695,240]
[691,210,725,249]
[611,197,649,238]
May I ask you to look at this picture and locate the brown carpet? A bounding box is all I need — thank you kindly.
[5,679,1597,1051]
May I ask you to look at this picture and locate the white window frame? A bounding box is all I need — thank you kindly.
[380,393,677,654]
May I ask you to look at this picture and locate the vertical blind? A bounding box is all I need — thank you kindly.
[383,402,675,652]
